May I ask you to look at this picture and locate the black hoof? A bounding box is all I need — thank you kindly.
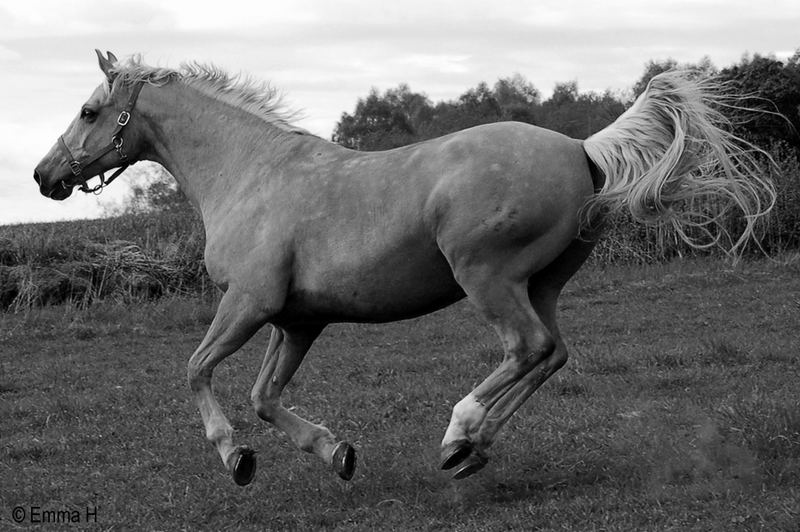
[230,446,257,486]
[332,441,356,481]
[452,451,488,480]
[440,439,473,470]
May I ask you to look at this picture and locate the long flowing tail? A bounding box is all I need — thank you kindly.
[582,71,776,255]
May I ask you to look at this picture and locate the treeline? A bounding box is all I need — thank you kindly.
[332,54,800,153]
[333,75,625,150]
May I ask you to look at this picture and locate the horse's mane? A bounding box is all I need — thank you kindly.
[109,55,309,135]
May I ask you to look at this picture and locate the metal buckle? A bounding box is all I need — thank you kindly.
[68,160,82,177]
[117,111,131,126]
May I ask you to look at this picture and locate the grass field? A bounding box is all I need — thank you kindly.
[1,257,798,531]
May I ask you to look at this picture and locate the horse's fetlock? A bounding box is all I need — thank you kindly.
[452,394,487,431]
[187,365,211,391]
[206,424,232,443]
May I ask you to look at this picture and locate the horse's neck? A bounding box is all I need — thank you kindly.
[142,83,300,219]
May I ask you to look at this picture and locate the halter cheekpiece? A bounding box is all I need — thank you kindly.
[58,81,144,194]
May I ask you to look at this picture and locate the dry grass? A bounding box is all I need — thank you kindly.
[0,211,208,311]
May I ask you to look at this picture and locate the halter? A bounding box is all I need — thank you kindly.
[57,81,144,194]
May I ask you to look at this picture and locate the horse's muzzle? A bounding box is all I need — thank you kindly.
[33,169,74,200]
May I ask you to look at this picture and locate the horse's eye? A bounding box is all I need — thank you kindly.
[80,107,98,122]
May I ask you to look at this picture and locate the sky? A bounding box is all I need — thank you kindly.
[1,0,798,225]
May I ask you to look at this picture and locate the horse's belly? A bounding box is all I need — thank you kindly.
[279,247,464,323]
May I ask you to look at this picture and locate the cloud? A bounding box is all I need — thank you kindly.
[3,0,176,39]
[0,44,21,62]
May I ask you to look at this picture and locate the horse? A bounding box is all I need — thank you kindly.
[33,51,774,485]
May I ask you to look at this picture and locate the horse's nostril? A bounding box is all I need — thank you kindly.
[33,170,42,186]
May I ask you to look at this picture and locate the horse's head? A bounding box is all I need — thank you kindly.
[34,50,145,200]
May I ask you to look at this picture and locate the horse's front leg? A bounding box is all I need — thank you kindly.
[250,323,357,480]
[187,288,270,486]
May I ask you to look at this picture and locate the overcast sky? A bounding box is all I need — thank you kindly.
[2,0,798,225]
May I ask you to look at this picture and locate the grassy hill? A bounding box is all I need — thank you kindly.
[0,210,208,311]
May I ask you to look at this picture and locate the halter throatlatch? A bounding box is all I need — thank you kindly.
[58,81,144,194]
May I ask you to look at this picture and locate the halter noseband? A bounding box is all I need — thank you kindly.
[58,81,144,194]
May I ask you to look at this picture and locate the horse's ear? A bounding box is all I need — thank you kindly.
[96,49,118,82]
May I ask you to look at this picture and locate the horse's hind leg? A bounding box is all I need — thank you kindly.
[251,324,357,480]
[187,289,270,486]
[441,238,595,479]
[440,268,560,478]
[469,241,594,457]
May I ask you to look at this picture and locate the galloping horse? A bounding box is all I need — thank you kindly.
[34,51,773,485]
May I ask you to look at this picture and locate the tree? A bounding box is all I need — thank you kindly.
[332,84,432,150]
[492,74,542,124]
[125,163,190,214]
[717,52,800,153]
[536,81,625,139]
[494,73,541,108]
[456,82,502,123]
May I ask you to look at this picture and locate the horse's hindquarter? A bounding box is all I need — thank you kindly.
[431,123,594,281]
